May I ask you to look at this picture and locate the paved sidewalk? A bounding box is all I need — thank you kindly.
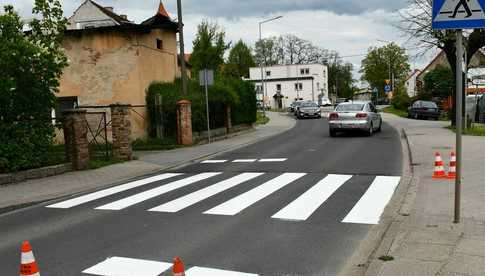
[366,114,485,276]
[0,112,295,212]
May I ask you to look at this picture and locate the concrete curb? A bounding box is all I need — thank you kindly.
[339,127,417,276]
[0,115,296,215]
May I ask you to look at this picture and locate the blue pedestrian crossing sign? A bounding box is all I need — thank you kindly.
[384,85,392,93]
[433,0,485,29]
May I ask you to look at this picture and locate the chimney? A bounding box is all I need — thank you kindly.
[120,14,128,20]
[104,6,114,12]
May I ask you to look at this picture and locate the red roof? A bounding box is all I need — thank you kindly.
[158,2,170,18]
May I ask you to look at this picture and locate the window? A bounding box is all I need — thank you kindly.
[295,83,303,90]
[300,69,305,75]
[305,68,310,74]
[156,39,163,50]
[266,71,271,77]
[300,68,310,75]
[276,84,281,91]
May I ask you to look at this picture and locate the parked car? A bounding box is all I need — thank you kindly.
[329,101,382,137]
[408,101,440,120]
[320,98,332,107]
[296,101,321,119]
[290,101,303,112]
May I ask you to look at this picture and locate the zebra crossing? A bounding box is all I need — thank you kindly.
[82,256,257,276]
[46,172,401,225]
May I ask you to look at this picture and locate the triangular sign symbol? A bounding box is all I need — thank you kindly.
[435,0,485,21]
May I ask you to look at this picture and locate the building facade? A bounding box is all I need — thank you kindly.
[56,0,179,141]
[248,64,329,108]
[405,69,421,98]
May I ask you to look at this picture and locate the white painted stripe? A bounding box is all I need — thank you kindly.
[186,266,258,276]
[47,173,181,209]
[95,173,221,210]
[82,257,171,276]
[258,158,287,162]
[232,159,257,163]
[149,173,264,213]
[21,251,36,264]
[272,174,352,221]
[202,160,227,163]
[342,176,401,225]
[204,173,306,216]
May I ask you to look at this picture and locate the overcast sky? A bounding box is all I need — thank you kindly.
[2,0,439,85]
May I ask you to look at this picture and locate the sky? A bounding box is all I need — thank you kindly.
[2,0,440,86]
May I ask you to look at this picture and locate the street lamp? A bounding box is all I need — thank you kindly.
[259,15,283,116]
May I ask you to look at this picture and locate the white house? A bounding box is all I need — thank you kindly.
[248,64,329,109]
[405,69,421,98]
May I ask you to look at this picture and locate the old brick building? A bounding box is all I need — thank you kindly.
[56,0,179,140]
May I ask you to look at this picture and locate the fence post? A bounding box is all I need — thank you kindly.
[110,104,133,161]
[63,109,90,170]
[177,100,193,145]
[224,105,232,133]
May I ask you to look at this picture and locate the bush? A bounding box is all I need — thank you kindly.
[0,2,68,173]
[146,76,255,139]
[392,91,411,111]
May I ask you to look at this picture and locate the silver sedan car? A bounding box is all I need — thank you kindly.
[328,101,382,137]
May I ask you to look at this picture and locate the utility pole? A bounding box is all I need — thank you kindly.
[454,30,464,224]
[177,0,188,96]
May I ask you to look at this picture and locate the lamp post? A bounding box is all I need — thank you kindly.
[259,15,283,116]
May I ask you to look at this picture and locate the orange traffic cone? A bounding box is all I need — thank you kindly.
[172,256,185,276]
[447,152,457,179]
[432,152,446,179]
[20,241,40,276]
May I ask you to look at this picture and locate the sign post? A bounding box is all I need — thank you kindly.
[199,69,214,143]
[432,0,485,223]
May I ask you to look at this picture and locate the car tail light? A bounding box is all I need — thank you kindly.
[329,113,339,120]
[356,113,368,118]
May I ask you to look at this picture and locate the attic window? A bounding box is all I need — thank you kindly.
[156,39,163,50]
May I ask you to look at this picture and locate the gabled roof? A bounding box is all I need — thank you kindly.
[89,0,132,25]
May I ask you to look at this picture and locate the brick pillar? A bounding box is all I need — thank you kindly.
[63,109,89,170]
[177,100,193,145]
[110,104,133,160]
[224,105,232,131]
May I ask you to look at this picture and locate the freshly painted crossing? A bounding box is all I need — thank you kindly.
[342,176,401,224]
[47,173,181,209]
[82,257,172,276]
[95,173,221,210]
[204,173,306,216]
[186,266,258,276]
[272,174,353,221]
[149,173,264,213]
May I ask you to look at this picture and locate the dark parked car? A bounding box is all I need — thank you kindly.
[296,102,321,119]
[408,101,440,120]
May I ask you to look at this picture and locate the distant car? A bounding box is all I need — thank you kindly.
[408,101,440,120]
[329,101,382,137]
[296,101,321,119]
[293,100,309,116]
[320,98,332,107]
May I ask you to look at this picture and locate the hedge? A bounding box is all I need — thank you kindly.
[146,77,256,139]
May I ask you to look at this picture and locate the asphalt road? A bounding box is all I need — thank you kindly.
[0,116,402,276]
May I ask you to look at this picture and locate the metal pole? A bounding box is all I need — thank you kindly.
[312,77,315,102]
[176,0,188,96]
[454,30,463,224]
[204,69,211,144]
[259,23,266,117]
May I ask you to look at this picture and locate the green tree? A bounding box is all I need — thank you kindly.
[0,1,68,172]
[423,66,455,99]
[360,43,410,99]
[225,40,255,78]
[190,21,230,76]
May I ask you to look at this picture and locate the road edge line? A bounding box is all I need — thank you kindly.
[338,127,418,276]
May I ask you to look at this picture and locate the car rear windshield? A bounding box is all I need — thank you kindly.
[421,102,437,108]
[336,104,364,112]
